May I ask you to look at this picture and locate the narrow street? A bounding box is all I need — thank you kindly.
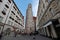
[0,0,60,40]
[1,34,52,40]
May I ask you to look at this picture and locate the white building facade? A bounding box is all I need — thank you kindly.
[0,0,24,34]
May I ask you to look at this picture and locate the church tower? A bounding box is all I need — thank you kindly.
[25,3,34,34]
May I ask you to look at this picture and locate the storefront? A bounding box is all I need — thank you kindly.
[43,19,60,39]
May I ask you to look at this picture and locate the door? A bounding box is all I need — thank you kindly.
[47,25,51,37]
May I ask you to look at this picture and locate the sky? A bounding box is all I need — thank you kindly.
[14,0,39,17]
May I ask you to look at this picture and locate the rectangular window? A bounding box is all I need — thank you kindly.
[2,10,6,15]
[5,4,9,8]
[11,11,15,15]
[0,16,3,22]
[9,17,14,20]
[13,6,16,10]
[8,0,11,3]
[0,0,2,2]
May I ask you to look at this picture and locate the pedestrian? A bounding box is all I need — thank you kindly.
[33,35,35,39]
[14,31,17,37]
[13,28,17,37]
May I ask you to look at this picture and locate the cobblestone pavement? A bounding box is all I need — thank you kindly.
[1,34,52,40]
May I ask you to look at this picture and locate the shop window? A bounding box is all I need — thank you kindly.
[5,4,9,8]
[0,0,2,2]
[8,0,11,3]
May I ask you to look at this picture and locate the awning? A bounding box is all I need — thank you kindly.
[43,21,52,27]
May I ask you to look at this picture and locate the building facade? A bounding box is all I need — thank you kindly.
[33,17,36,32]
[0,0,24,35]
[37,0,60,39]
[25,4,34,34]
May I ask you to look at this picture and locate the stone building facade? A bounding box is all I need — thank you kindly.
[0,0,24,35]
[33,17,36,32]
[25,4,34,34]
[37,0,60,39]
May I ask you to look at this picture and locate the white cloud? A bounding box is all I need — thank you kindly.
[32,0,39,17]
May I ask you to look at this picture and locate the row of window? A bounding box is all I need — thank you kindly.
[9,17,14,20]
[49,1,60,16]
[9,16,23,26]
[13,6,23,19]
[0,0,11,3]
[17,11,23,19]
[11,11,21,21]
[2,4,9,15]
[15,20,23,27]
[8,20,23,28]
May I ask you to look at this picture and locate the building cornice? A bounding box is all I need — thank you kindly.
[12,0,24,17]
